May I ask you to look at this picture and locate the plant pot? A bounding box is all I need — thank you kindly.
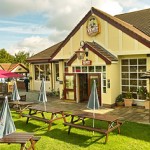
[116,102,124,106]
[124,98,133,107]
[144,100,150,109]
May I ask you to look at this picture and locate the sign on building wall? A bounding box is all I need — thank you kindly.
[82,60,92,66]
[86,15,100,36]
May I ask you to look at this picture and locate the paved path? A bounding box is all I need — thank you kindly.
[19,90,150,125]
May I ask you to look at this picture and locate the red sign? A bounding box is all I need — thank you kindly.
[82,60,92,66]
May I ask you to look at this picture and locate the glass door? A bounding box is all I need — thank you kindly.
[64,73,76,100]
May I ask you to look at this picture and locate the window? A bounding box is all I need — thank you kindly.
[34,64,50,81]
[55,63,59,81]
[121,59,147,99]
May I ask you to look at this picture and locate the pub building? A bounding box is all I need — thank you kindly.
[27,7,150,107]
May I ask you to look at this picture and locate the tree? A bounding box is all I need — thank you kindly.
[14,51,30,66]
[0,49,14,63]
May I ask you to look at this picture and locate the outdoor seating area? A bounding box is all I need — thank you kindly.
[0,92,150,149]
[0,79,149,149]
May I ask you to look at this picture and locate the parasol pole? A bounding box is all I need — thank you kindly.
[93,80,95,135]
[44,102,46,111]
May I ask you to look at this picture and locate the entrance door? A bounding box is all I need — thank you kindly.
[88,74,101,105]
[79,73,101,104]
[64,73,76,100]
[79,74,88,102]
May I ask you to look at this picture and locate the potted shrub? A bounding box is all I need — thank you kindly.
[124,91,133,107]
[115,94,124,106]
[137,86,147,100]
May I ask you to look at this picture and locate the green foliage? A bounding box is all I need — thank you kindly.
[47,89,60,97]
[0,49,14,63]
[14,51,30,66]
[125,91,133,99]
[115,94,124,102]
[0,49,33,66]
[1,111,149,150]
[137,86,148,99]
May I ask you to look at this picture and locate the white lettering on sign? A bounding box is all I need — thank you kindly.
[87,26,99,35]
[82,60,92,66]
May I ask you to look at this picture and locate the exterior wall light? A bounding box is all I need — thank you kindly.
[75,47,85,60]
[76,41,89,60]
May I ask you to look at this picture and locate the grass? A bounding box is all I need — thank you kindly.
[0,111,150,150]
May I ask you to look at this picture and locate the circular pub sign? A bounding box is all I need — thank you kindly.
[86,15,100,36]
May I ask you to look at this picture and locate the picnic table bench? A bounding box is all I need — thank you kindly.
[22,104,67,131]
[64,112,122,143]
[0,132,41,150]
[9,101,37,118]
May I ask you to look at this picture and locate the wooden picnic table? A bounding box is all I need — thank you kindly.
[22,104,67,131]
[64,111,122,143]
[9,101,37,118]
[0,132,41,150]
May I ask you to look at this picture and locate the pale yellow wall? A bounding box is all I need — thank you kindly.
[120,54,147,59]
[54,14,149,62]
[72,50,106,67]
[138,42,149,50]
[109,63,121,104]
[108,24,119,52]
[59,61,64,99]
[122,33,135,51]
[72,29,81,52]
[12,65,28,73]
[29,63,34,90]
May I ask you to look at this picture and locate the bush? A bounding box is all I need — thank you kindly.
[137,86,148,99]
[115,94,124,102]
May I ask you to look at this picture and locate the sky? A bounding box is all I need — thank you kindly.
[0,0,149,56]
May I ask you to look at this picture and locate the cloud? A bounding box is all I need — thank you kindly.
[0,0,150,55]
[0,0,50,16]
[98,1,123,15]
[8,36,53,55]
[0,24,51,35]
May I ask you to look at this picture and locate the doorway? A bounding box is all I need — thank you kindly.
[79,73,101,105]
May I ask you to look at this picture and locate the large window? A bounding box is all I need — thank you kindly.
[121,59,147,99]
[34,64,50,81]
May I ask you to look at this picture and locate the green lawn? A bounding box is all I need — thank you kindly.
[1,111,150,150]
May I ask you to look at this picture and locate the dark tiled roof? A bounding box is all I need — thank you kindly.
[115,8,150,37]
[86,42,118,62]
[67,42,118,66]
[27,41,63,62]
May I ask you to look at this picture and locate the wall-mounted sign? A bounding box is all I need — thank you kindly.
[82,60,92,66]
[86,15,100,36]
